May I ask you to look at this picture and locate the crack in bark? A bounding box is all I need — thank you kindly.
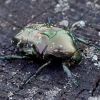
[74,89,88,100]
[24,3,57,25]
[91,76,100,96]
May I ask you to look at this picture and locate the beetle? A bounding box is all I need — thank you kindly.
[0,19,100,87]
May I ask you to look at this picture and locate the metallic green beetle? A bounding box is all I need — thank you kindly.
[0,19,100,87]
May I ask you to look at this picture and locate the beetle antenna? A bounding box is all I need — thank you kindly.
[46,16,51,27]
[76,38,100,51]
[46,16,55,27]
[48,16,51,24]
[62,62,78,87]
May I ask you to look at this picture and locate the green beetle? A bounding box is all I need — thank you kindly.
[0,19,100,87]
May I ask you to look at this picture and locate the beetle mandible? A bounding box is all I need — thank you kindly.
[0,18,100,87]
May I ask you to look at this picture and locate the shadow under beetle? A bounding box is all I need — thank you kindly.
[0,18,100,87]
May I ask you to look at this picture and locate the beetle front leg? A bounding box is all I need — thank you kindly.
[23,61,51,86]
[0,55,29,60]
[76,38,100,51]
[62,62,78,87]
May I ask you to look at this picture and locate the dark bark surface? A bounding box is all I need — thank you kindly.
[0,0,100,100]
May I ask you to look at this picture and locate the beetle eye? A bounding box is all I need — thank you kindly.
[70,57,74,62]
[70,57,76,64]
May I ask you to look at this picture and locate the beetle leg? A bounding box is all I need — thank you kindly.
[62,62,78,87]
[76,38,100,51]
[0,55,29,60]
[23,61,51,85]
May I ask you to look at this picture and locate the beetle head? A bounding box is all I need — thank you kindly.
[67,50,82,66]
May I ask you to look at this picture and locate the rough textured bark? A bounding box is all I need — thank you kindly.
[0,0,100,100]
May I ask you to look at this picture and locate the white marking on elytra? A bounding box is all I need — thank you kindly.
[60,50,63,52]
[52,43,54,45]
[54,49,58,52]
[39,36,41,40]
[59,45,63,48]
[50,47,53,49]
[36,41,40,44]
